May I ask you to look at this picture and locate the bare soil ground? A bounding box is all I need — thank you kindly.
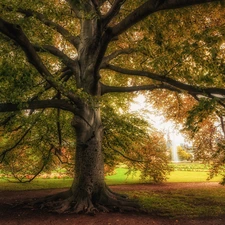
[0,182,225,225]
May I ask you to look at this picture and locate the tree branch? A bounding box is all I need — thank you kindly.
[101,83,181,95]
[23,146,53,183]
[0,100,76,113]
[0,114,15,128]
[30,69,73,102]
[103,64,225,97]
[107,142,149,163]
[91,0,102,18]
[56,92,62,150]
[111,0,219,37]
[65,0,82,18]
[2,5,80,49]
[0,110,45,163]
[102,0,126,27]
[102,48,134,65]
[0,126,33,163]
[34,44,76,68]
[0,18,78,103]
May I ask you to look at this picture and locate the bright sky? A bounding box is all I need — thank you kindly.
[130,95,185,146]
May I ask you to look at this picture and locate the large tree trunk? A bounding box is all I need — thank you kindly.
[70,101,106,212]
[67,101,139,213]
[29,100,139,214]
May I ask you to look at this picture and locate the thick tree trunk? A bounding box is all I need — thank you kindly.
[70,101,106,212]
[26,100,139,214]
[73,101,104,186]
[66,101,139,214]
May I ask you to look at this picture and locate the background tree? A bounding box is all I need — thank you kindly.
[177,146,193,161]
[0,0,224,213]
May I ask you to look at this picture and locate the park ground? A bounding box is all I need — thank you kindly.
[1,182,225,225]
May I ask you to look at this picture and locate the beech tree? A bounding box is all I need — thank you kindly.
[0,0,224,213]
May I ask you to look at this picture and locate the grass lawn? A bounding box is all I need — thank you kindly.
[0,163,222,190]
[0,178,73,191]
[105,163,222,185]
[0,169,220,190]
[167,171,221,182]
[131,186,225,218]
[1,163,225,218]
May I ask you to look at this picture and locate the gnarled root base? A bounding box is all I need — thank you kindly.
[21,186,140,215]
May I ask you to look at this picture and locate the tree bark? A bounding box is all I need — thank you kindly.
[31,100,139,214]
[70,101,105,212]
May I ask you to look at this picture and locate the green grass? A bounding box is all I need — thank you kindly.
[0,178,73,191]
[168,171,221,182]
[105,168,141,185]
[0,163,222,190]
[128,187,225,218]
[105,165,222,185]
[1,163,225,218]
[168,162,221,182]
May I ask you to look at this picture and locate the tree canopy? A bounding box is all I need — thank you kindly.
[0,0,225,213]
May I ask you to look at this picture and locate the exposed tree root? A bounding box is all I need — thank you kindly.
[19,186,141,215]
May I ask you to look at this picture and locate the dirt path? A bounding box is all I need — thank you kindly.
[0,182,224,225]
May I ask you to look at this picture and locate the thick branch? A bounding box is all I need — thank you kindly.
[0,100,76,113]
[91,0,102,18]
[103,64,225,97]
[111,0,219,37]
[0,18,78,102]
[2,5,80,49]
[65,0,82,18]
[30,69,72,103]
[101,83,181,95]
[102,0,126,27]
[34,45,76,68]
[102,48,134,65]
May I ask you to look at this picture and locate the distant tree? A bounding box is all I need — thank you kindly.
[0,0,224,213]
[177,146,193,161]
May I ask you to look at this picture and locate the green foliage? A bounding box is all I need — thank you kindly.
[185,99,217,133]
[206,140,225,185]
[177,146,193,161]
[0,96,170,182]
[0,59,38,103]
[125,133,172,183]
[102,103,171,182]
[1,0,225,186]
[0,109,75,182]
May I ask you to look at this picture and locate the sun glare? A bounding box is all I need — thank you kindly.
[130,95,185,147]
